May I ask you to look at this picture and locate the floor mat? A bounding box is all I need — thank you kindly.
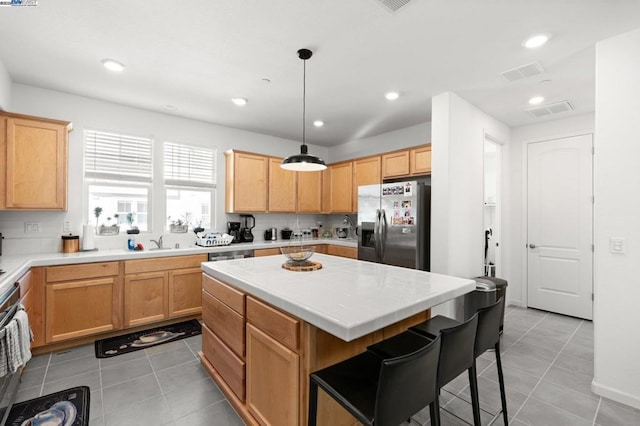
[6,386,90,426]
[94,319,201,358]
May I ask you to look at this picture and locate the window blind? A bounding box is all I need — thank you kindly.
[164,142,216,188]
[84,130,153,183]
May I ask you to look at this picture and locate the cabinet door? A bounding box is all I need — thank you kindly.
[382,150,410,179]
[254,248,281,257]
[352,156,381,212]
[46,277,118,343]
[326,245,358,259]
[226,151,268,212]
[4,117,68,210]
[410,145,432,175]
[246,324,299,426]
[268,157,297,212]
[327,162,353,213]
[124,271,167,327]
[168,267,202,318]
[296,170,322,213]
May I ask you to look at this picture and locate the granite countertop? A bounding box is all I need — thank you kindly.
[0,238,357,298]
[202,254,475,341]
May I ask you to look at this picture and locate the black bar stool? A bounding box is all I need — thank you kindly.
[309,334,441,426]
[412,298,508,425]
[368,314,480,426]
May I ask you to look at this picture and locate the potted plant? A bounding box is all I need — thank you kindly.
[98,213,120,236]
[169,215,188,233]
[126,212,140,234]
[93,207,103,228]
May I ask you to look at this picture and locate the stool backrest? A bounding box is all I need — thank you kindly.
[474,297,504,356]
[375,335,441,426]
[437,313,478,387]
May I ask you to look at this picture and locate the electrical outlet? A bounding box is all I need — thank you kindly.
[610,237,625,254]
[25,222,41,233]
[63,221,72,232]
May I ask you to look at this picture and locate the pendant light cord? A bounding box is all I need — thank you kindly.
[302,57,306,147]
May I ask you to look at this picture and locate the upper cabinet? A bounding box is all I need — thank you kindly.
[323,162,353,213]
[381,144,432,180]
[268,157,297,212]
[297,170,322,213]
[0,112,71,210]
[352,156,381,212]
[225,151,269,213]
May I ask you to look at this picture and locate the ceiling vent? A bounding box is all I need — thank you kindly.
[526,101,574,118]
[373,0,411,13]
[500,62,545,82]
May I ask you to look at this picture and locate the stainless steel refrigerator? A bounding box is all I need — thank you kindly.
[357,181,431,270]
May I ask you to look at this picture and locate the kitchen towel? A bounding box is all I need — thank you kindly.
[82,225,95,250]
[6,320,22,373]
[0,335,7,377]
[14,307,32,366]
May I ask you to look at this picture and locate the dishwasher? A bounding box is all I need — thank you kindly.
[208,249,254,261]
[0,283,25,425]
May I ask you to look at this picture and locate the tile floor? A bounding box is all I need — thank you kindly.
[14,306,640,425]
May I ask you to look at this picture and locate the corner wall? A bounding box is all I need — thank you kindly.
[0,60,11,110]
[430,92,510,317]
[593,27,640,409]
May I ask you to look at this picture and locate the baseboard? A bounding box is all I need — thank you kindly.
[592,379,640,410]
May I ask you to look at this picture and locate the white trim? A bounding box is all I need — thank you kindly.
[592,380,640,410]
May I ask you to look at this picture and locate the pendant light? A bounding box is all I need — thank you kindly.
[281,48,327,172]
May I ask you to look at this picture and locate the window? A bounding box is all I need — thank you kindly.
[164,141,216,230]
[85,130,153,232]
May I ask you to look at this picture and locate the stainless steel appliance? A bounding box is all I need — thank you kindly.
[264,228,277,241]
[0,283,25,424]
[227,222,242,244]
[357,181,431,270]
[208,249,254,261]
[239,214,255,243]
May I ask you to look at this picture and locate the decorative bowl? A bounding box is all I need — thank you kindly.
[280,245,315,263]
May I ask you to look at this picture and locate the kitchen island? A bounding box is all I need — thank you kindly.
[200,254,475,425]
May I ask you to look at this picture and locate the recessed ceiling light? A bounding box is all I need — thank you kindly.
[231,97,248,106]
[101,59,125,72]
[313,120,324,127]
[385,92,399,101]
[523,34,551,49]
[529,96,545,105]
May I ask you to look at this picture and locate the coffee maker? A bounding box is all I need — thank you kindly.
[227,221,241,243]
[239,214,255,243]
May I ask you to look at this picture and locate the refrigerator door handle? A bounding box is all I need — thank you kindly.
[380,209,387,262]
[374,209,381,261]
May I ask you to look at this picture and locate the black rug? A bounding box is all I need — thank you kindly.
[6,386,90,426]
[94,319,202,358]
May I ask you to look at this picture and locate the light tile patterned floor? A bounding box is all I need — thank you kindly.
[15,306,640,425]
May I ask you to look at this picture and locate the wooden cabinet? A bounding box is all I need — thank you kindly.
[297,170,322,213]
[17,268,45,348]
[326,245,358,259]
[254,247,281,257]
[352,156,381,212]
[0,112,71,210]
[382,150,410,179]
[123,255,206,328]
[268,157,296,212]
[45,262,122,343]
[411,145,432,175]
[225,150,269,213]
[324,162,353,213]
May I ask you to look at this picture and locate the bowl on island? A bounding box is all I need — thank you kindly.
[280,245,315,264]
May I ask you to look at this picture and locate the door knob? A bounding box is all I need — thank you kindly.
[528,244,536,249]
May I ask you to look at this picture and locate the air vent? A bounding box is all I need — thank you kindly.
[500,62,545,82]
[373,0,411,13]
[526,101,574,118]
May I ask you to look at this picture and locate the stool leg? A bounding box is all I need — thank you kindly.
[495,342,508,425]
[308,379,318,426]
[468,363,481,426]
[430,392,441,426]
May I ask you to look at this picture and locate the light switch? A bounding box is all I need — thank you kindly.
[610,237,625,254]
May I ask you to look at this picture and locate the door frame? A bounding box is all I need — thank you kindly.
[521,131,594,310]
[483,132,505,279]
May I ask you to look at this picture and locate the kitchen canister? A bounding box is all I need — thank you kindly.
[62,234,80,253]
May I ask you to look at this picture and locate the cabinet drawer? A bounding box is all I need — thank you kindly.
[247,297,299,351]
[124,255,206,274]
[327,245,357,259]
[202,274,245,315]
[202,324,245,401]
[46,262,119,282]
[202,290,245,358]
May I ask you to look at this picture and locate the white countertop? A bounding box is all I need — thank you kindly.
[201,254,475,342]
[0,238,356,298]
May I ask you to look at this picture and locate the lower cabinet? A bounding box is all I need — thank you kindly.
[168,268,203,318]
[124,271,167,327]
[326,245,357,259]
[45,261,122,343]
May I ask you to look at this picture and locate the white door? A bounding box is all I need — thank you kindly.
[527,134,593,319]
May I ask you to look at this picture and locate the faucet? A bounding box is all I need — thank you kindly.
[150,236,163,249]
[343,215,356,239]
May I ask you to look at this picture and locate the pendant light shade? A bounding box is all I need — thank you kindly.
[281,49,327,172]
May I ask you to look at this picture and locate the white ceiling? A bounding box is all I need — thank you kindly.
[1,0,639,146]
